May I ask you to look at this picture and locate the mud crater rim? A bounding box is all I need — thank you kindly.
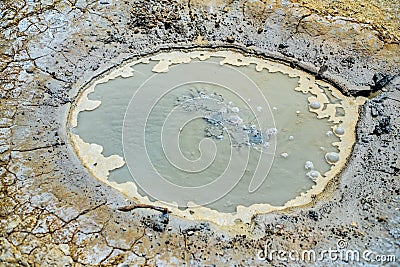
[67,49,365,225]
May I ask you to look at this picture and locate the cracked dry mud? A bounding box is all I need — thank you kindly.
[0,0,399,266]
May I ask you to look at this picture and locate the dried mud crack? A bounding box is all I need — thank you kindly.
[0,0,399,266]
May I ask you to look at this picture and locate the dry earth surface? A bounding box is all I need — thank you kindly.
[0,0,399,266]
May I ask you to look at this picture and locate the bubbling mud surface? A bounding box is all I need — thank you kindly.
[69,50,365,225]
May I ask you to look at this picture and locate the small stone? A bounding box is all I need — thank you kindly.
[231,107,239,113]
[308,210,319,221]
[187,231,194,236]
[310,102,321,109]
[59,244,70,256]
[226,35,235,43]
[373,117,391,135]
[326,152,339,163]
[6,220,20,233]
[288,136,294,141]
[280,152,289,158]
[25,66,35,74]
[133,27,140,34]
[246,40,254,47]
[257,27,263,34]
[43,93,51,101]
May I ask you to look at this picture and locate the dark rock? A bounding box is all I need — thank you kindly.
[164,20,172,29]
[226,35,235,43]
[246,40,254,47]
[370,101,384,117]
[278,43,289,49]
[277,43,294,57]
[341,56,355,68]
[372,73,393,92]
[257,27,263,34]
[319,65,328,74]
[182,222,210,234]
[308,210,319,221]
[372,117,391,135]
[361,135,372,144]
[316,65,328,79]
[142,213,169,232]
[25,66,35,74]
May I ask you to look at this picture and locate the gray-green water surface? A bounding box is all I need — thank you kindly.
[74,58,340,212]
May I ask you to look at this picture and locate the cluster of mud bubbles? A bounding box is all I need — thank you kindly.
[69,50,364,225]
[176,90,275,149]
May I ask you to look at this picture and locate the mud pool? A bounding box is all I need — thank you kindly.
[69,50,363,224]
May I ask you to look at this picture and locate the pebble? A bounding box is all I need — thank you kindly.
[288,135,294,141]
[26,66,35,74]
[226,35,235,43]
[231,107,239,113]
